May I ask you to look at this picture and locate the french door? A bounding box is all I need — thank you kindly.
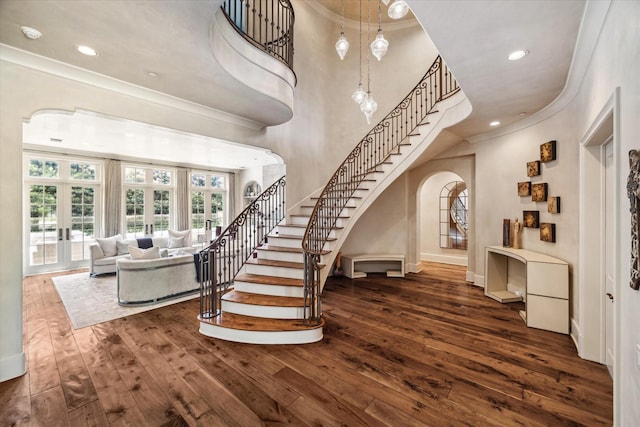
[26,183,100,274]
[123,187,172,239]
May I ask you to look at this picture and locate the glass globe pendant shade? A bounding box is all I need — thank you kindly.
[360,93,378,124]
[370,31,389,61]
[352,84,367,105]
[388,0,410,19]
[335,33,349,60]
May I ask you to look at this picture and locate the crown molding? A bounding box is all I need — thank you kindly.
[466,0,612,144]
[0,43,264,131]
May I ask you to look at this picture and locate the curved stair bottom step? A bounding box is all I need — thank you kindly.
[198,314,324,345]
[221,300,309,319]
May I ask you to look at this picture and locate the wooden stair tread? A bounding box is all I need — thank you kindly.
[235,273,303,287]
[203,312,324,332]
[246,258,303,269]
[222,290,303,307]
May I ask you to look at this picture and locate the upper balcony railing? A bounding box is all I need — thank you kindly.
[221,0,295,71]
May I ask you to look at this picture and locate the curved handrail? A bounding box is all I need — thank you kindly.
[199,176,286,320]
[301,56,460,325]
[221,0,295,72]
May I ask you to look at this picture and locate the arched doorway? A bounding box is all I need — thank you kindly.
[418,171,468,266]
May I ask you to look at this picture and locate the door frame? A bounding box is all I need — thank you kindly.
[578,87,620,416]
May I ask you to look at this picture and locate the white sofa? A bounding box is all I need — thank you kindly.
[89,236,194,276]
[116,254,199,305]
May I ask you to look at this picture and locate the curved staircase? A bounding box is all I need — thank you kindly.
[198,56,468,344]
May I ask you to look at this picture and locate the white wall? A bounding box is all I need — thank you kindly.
[419,171,468,266]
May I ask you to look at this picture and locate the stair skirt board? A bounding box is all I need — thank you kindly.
[234,281,304,298]
[221,300,308,319]
[199,322,323,344]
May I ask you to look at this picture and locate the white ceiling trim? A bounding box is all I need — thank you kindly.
[464,0,611,144]
[0,43,264,131]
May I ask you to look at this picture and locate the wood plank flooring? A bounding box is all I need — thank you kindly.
[0,263,612,426]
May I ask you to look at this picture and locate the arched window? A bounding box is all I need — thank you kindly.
[439,181,468,249]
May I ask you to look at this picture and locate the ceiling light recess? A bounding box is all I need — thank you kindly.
[507,50,528,61]
[21,26,42,40]
[75,45,97,56]
[490,121,500,127]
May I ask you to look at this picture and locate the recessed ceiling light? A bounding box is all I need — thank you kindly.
[147,71,159,78]
[21,26,42,40]
[490,121,500,127]
[75,45,97,56]
[519,112,528,116]
[508,50,528,61]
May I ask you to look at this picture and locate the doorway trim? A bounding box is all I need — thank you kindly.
[578,86,620,416]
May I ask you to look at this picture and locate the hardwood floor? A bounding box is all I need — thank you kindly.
[1,263,612,426]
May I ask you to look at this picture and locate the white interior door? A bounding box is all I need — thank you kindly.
[604,139,614,377]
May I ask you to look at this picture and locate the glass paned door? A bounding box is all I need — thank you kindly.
[26,183,99,273]
[125,188,145,239]
[29,184,60,268]
[124,187,172,239]
[70,186,96,262]
[153,189,170,237]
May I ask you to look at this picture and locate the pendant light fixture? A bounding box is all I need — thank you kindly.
[370,0,388,61]
[352,0,367,105]
[387,0,410,19]
[361,0,378,123]
[335,0,349,60]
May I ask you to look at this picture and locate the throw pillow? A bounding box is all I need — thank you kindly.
[168,229,191,248]
[168,236,184,249]
[95,234,121,257]
[129,246,161,260]
[116,240,136,255]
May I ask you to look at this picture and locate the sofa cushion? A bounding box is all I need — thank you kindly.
[129,246,161,260]
[116,240,137,255]
[93,254,128,266]
[96,235,121,257]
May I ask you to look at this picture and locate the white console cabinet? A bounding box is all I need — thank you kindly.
[485,246,569,334]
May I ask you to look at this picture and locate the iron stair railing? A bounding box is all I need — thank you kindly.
[221,0,295,72]
[301,55,460,325]
[198,176,286,321]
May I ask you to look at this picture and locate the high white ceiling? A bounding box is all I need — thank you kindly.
[1,0,586,165]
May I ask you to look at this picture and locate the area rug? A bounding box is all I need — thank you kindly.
[52,272,198,329]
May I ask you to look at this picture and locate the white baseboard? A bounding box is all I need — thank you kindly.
[0,351,26,382]
[465,270,475,283]
[570,317,581,355]
[406,263,421,274]
[473,274,485,288]
[421,253,467,266]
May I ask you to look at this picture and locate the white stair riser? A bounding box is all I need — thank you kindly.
[256,250,303,263]
[221,300,308,319]
[234,281,304,298]
[266,236,302,249]
[199,322,323,344]
[290,215,348,228]
[245,264,303,280]
[277,226,336,239]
